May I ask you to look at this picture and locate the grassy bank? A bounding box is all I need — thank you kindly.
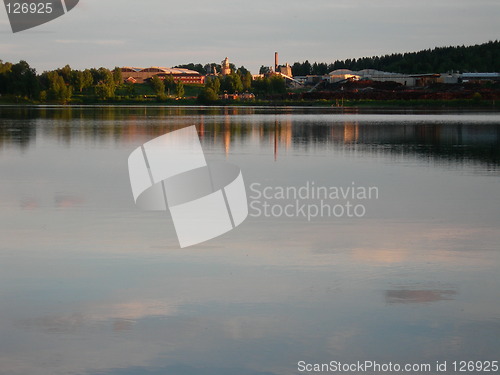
[1,93,499,109]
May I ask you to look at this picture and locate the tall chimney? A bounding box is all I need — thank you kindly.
[275,52,278,72]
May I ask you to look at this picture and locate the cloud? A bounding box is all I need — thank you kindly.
[0,43,16,53]
[55,39,125,45]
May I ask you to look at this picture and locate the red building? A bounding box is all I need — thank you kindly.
[121,67,205,84]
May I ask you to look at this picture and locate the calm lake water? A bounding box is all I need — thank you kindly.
[0,106,499,375]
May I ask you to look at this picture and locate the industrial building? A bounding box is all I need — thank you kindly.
[327,69,440,86]
[354,69,414,85]
[120,67,205,84]
[274,52,292,77]
[461,72,500,83]
[329,69,361,83]
[295,69,444,87]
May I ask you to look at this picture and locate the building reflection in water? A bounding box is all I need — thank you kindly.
[0,106,499,168]
[343,122,359,144]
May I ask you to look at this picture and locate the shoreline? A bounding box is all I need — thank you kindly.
[0,98,499,111]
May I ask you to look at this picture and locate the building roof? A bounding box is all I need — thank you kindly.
[462,72,500,78]
[121,67,142,72]
[357,69,392,76]
[121,67,201,75]
[329,69,356,76]
[330,69,412,78]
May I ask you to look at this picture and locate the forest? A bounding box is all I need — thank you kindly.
[290,40,500,76]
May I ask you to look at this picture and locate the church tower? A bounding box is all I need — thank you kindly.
[221,57,231,76]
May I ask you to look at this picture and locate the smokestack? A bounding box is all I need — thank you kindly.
[275,52,278,72]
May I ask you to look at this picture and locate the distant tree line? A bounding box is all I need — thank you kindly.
[0,60,125,103]
[0,58,286,104]
[0,60,39,100]
[291,40,500,75]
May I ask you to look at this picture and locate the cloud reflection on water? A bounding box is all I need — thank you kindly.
[0,107,499,375]
[385,288,457,304]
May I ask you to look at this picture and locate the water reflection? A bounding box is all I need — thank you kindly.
[385,287,457,304]
[54,193,85,209]
[1,106,499,167]
[0,106,499,375]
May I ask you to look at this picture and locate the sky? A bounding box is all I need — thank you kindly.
[0,0,499,74]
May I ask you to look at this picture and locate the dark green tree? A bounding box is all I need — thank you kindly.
[150,75,165,96]
[175,80,184,98]
[174,63,205,74]
[82,69,94,90]
[98,67,114,84]
[0,60,12,74]
[197,87,218,104]
[57,64,72,84]
[269,75,286,94]
[251,77,270,95]
[259,65,271,74]
[221,74,243,93]
[93,67,116,99]
[302,60,312,75]
[241,71,252,91]
[291,62,303,76]
[71,70,85,92]
[95,82,115,100]
[124,81,136,96]
[113,67,123,85]
[204,63,221,75]
[8,60,39,99]
[164,75,176,96]
[237,66,249,75]
[0,61,11,95]
[47,71,72,103]
[251,75,286,96]
[205,76,221,94]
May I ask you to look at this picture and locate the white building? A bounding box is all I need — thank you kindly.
[461,73,500,82]
[328,69,361,83]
